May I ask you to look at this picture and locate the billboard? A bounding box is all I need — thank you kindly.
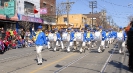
[40,8,47,14]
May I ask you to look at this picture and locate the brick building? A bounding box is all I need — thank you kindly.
[40,0,56,30]
[40,0,56,15]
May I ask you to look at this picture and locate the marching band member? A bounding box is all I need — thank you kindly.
[101,29,106,51]
[116,27,126,54]
[105,30,110,48]
[79,28,87,53]
[67,28,74,52]
[95,26,105,53]
[34,26,47,65]
[86,28,93,50]
[109,29,113,44]
[94,27,102,53]
[54,28,61,52]
[45,30,50,49]
[47,30,52,49]
[91,29,96,48]
[73,29,78,51]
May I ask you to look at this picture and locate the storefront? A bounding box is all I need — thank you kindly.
[17,14,43,31]
[0,13,18,30]
[43,21,56,30]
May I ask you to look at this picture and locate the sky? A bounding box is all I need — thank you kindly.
[56,0,133,27]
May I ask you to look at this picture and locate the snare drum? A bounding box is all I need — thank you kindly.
[48,33,57,41]
[75,32,83,42]
[62,33,70,41]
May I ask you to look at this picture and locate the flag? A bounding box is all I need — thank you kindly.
[34,9,38,14]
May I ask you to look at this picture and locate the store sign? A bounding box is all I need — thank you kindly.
[19,14,43,23]
[4,1,15,17]
[40,8,47,14]
[0,7,4,14]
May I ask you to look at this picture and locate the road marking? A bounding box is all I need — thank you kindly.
[54,53,88,73]
[100,47,116,73]
[30,53,76,73]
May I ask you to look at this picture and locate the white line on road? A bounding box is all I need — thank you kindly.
[0,52,34,61]
[54,53,89,73]
[100,47,116,73]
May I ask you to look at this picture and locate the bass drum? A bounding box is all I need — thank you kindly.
[62,33,70,41]
[75,32,83,42]
[48,33,57,41]
[94,32,102,41]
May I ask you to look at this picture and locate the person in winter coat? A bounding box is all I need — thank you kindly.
[127,21,133,72]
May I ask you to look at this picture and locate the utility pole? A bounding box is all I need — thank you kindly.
[111,19,114,29]
[89,1,97,28]
[61,0,74,26]
[101,9,106,29]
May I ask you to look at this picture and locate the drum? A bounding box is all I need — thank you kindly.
[94,32,102,41]
[117,32,123,42]
[75,32,83,42]
[62,33,70,41]
[48,33,57,41]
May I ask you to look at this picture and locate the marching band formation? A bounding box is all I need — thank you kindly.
[46,26,127,54]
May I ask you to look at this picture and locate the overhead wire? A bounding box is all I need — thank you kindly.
[100,0,133,8]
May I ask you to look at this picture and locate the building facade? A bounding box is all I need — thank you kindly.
[0,0,18,30]
[55,14,91,29]
[17,0,40,18]
[40,0,56,30]
[84,11,110,29]
[17,0,43,31]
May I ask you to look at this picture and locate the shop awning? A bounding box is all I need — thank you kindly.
[0,13,18,21]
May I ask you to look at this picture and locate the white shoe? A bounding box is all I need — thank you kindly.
[67,48,70,52]
[119,50,122,53]
[80,49,82,53]
[92,45,94,48]
[98,49,102,53]
[54,48,56,51]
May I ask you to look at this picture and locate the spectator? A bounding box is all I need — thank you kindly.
[13,29,17,36]
[9,29,13,37]
[18,28,22,35]
[25,30,30,39]
[6,29,10,37]
[20,29,25,39]
[0,37,5,53]
[12,40,17,49]
[1,27,5,39]
[3,39,10,50]
[127,21,133,72]
[17,37,25,48]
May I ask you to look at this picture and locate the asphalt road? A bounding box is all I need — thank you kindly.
[0,42,131,73]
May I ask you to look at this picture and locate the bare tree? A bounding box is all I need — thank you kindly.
[56,2,66,23]
[18,21,32,31]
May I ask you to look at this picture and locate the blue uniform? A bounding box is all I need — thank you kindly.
[56,32,61,41]
[35,32,47,46]
[102,31,106,41]
[70,32,75,42]
[86,32,93,42]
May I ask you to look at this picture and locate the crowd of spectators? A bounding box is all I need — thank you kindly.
[0,28,35,54]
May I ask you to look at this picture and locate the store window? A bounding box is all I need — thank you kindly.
[24,1,34,13]
[43,3,46,7]
[51,5,53,11]
[64,17,67,22]
[0,0,10,6]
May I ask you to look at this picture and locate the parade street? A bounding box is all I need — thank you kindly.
[0,43,131,73]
